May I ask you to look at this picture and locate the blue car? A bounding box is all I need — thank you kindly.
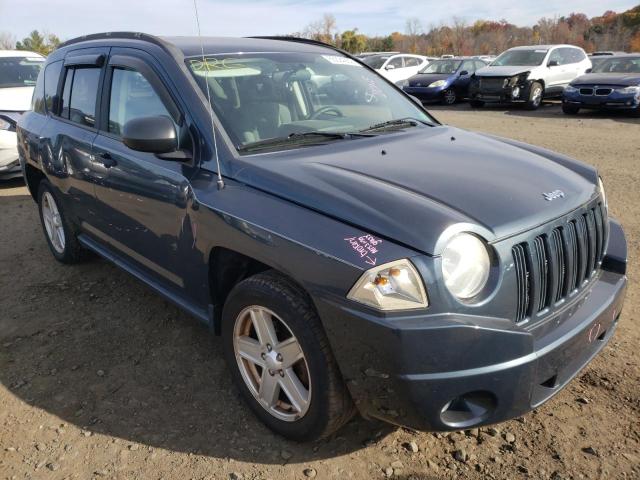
[562,55,640,115]
[400,58,488,104]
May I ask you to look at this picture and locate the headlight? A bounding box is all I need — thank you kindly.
[614,86,640,95]
[442,233,491,300]
[509,72,529,86]
[0,117,11,131]
[598,177,607,211]
[564,85,578,93]
[347,259,428,311]
[429,80,446,88]
[396,79,409,88]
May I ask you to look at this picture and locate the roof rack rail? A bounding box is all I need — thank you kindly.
[57,31,167,50]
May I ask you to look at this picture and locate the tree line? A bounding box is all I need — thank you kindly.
[1,5,638,57]
[293,5,640,55]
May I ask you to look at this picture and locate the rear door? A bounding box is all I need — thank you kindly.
[90,48,197,292]
[545,48,566,91]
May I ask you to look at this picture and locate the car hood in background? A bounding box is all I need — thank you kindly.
[0,86,34,112]
[475,65,533,77]
[230,126,597,255]
[571,73,640,86]
[406,73,453,87]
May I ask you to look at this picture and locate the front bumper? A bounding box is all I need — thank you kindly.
[402,85,447,102]
[317,219,627,431]
[563,89,640,110]
[469,79,533,104]
[0,130,21,179]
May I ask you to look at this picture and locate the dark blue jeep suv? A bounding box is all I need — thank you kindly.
[17,33,627,441]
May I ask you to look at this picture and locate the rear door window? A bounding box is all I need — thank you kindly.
[58,67,101,128]
[388,57,404,69]
[404,57,421,67]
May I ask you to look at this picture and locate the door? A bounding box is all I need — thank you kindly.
[382,56,405,82]
[91,48,197,291]
[53,48,109,225]
[453,59,476,95]
[545,48,567,91]
[403,56,424,78]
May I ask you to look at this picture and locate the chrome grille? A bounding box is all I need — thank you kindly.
[511,202,607,323]
[480,77,506,91]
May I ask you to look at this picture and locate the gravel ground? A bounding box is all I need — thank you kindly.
[1,102,639,480]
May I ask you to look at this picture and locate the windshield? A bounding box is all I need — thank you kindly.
[593,56,640,73]
[419,60,462,74]
[491,49,548,67]
[186,51,434,152]
[361,55,390,70]
[0,56,44,88]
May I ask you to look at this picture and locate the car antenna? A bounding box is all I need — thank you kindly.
[193,0,224,190]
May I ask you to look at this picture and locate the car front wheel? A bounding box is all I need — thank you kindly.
[221,271,355,441]
[525,82,544,110]
[442,89,457,105]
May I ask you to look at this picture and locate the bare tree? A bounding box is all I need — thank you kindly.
[405,18,423,53]
[0,31,15,49]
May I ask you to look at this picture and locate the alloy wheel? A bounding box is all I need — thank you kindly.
[41,191,65,254]
[233,305,311,422]
[531,86,542,107]
[443,89,456,105]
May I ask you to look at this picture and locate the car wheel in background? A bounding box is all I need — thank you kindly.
[525,82,543,110]
[442,89,457,105]
[469,99,485,108]
[562,104,580,115]
[221,271,355,441]
[37,180,89,264]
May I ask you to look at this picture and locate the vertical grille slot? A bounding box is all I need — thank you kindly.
[575,216,589,285]
[512,243,530,323]
[533,235,549,312]
[550,228,565,303]
[585,211,597,276]
[594,204,605,262]
[565,221,579,292]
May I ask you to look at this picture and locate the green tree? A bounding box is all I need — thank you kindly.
[340,29,367,53]
[16,30,61,56]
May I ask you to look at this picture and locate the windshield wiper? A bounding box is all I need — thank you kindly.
[359,117,430,133]
[237,131,375,153]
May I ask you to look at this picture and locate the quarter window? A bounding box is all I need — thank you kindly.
[44,61,63,113]
[108,68,174,137]
[59,67,101,128]
[31,69,45,114]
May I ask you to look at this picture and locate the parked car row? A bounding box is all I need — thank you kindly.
[363,45,638,116]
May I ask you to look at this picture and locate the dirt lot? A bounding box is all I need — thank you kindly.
[1,103,638,480]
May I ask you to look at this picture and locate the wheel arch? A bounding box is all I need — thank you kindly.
[24,163,46,202]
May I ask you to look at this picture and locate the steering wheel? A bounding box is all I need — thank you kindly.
[310,106,344,119]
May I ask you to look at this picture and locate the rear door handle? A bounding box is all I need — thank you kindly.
[98,152,117,168]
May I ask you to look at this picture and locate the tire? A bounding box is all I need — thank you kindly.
[37,180,89,264]
[525,82,543,110]
[442,89,457,105]
[469,99,485,108]
[562,104,580,115]
[221,271,355,441]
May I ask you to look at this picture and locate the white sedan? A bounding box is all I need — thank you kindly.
[1,50,45,179]
[361,53,432,84]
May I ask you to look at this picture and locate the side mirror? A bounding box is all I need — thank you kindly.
[547,60,559,67]
[585,68,592,73]
[459,70,469,76]
[122,115,178,154]
[385,64,396,70]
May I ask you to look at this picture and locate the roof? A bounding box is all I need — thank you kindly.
[0,50,44,58]
[508,44,582,50]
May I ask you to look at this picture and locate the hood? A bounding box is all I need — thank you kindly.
[0,86,33,112]
[231,126,597,255]
[475,65,533,77]
[407,73,453,87]
[571,73,640,87]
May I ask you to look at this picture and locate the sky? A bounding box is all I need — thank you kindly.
[1,0,638,41]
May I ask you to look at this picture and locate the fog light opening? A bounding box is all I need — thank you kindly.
[512,86,520,98]
[440,391,496,428]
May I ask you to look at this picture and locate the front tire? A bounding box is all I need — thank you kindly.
[37,180,89,264]
[525,82,543,110]
[221,271,355,441]
[442,89,457,105]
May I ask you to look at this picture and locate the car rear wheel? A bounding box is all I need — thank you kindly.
[221,271,355,441]
[525,82,543,110]
[469,99,485,108]
[562,104,580,115]
[442,89,457,105]
[37,180,89,264]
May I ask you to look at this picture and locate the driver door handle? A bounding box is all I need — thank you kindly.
[98,152,117,168]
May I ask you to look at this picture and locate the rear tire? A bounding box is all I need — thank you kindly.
[525,82,543,110]
[37,180,89,264]
[221,271,355,441]
[562,104,580,115]
[469,99,485,108]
